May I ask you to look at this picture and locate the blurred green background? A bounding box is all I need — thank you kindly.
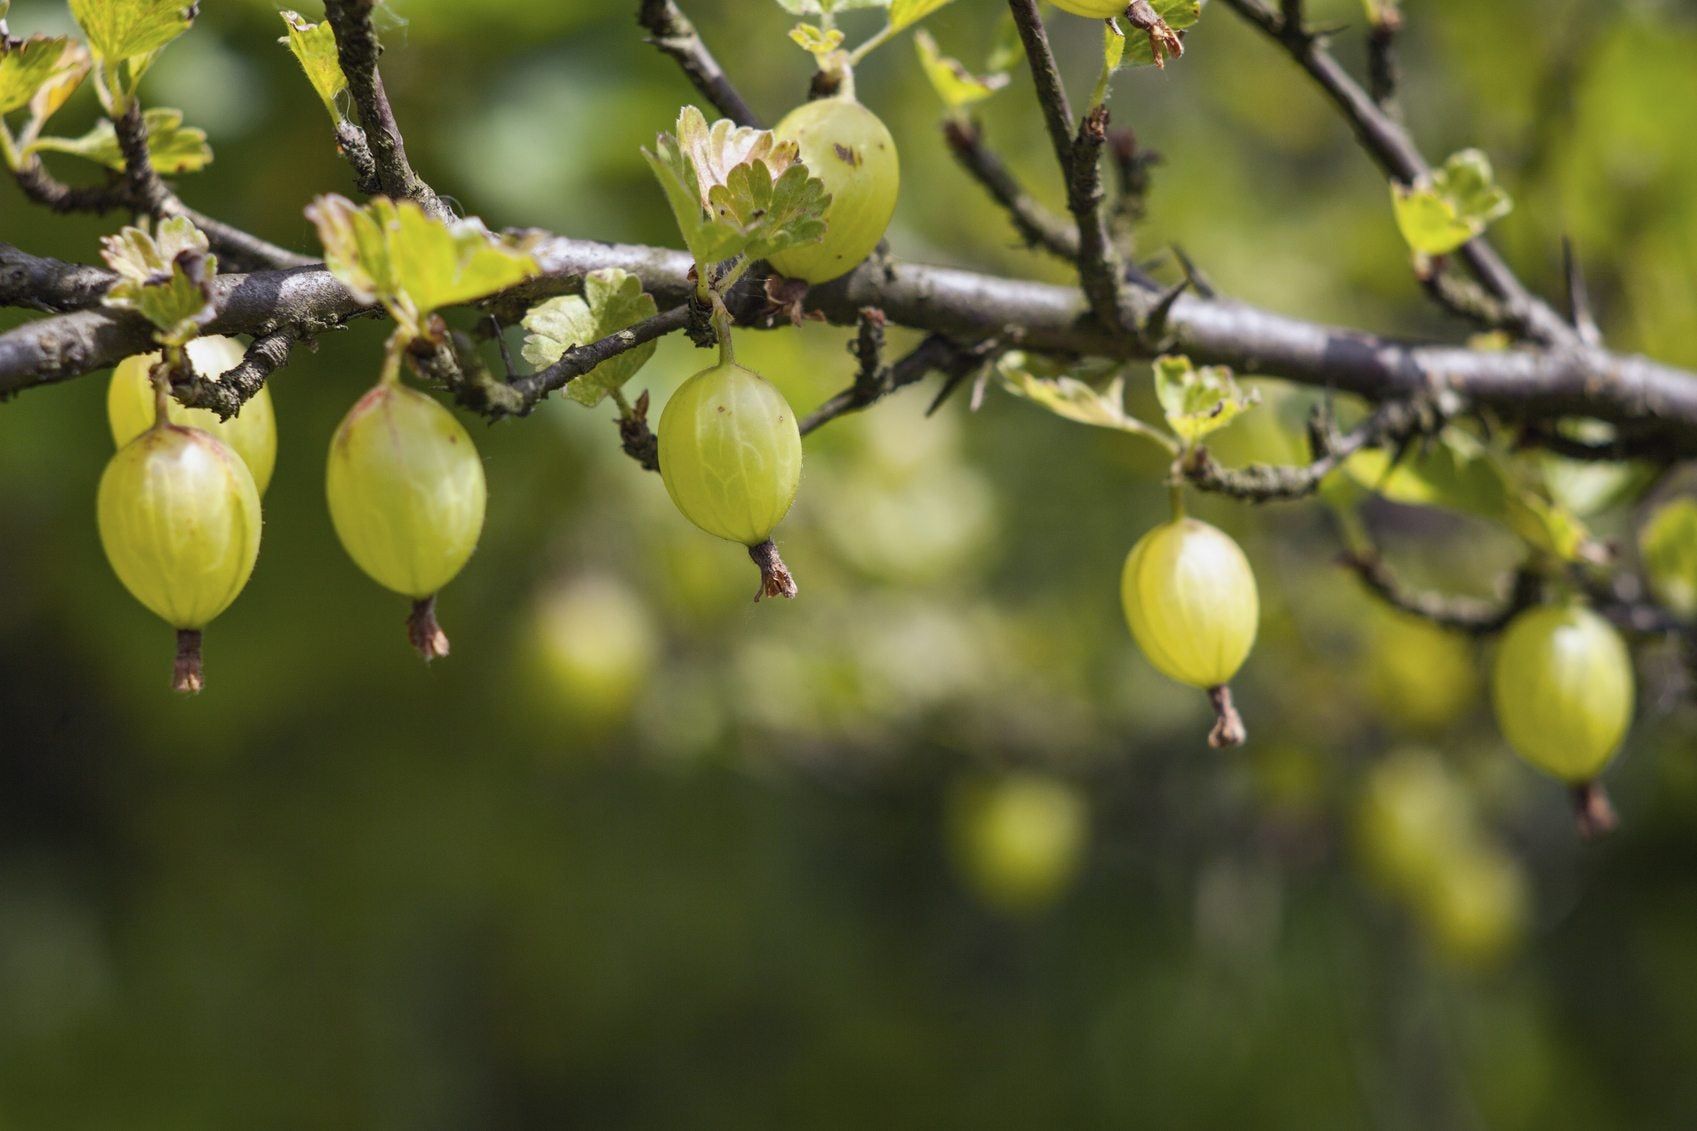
[3,0,1697,1126]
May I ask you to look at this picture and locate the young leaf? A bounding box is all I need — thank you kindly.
[1392,149,1513,257]
[773,0,891,14]
[1153,355,1258,446]
[1089,20,1127,109]
[0,35,73,116]
[29,106,211,174]
[100,216,218,347]
[306,194,542,340]
[789,23,846,66]
[915,30,1008,110]
[279,11,347,125]
[67,0,196,69]
[890,0,957,32]
[998,352,1175,450]
[1122,0,1199,69]
[26,41,91,129]
[1641,498,1697,619]
[522,269,661,407]
[643,107,829,276]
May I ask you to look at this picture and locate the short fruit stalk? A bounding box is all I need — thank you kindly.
[326,348,487,660]
[658,304,803,601]
[97,363,263,693]
[1491,602,1635,839]
[766,80,900,286]
[1121,513,1260,747]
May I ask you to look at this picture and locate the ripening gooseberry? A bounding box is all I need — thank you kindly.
[658,361,803,600]
[766,96,900,284]
[97,424,262,693]
[1121,517,1259,747]
[109,336,278,494]
[326,382,486,660]
[1492,603,1634,837]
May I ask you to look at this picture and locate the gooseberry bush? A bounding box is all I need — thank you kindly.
[2,0,1696,941]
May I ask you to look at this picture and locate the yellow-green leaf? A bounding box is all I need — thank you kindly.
[100,216,218,347]
[68,0,196,66]
[29,106,211,174]
[1153,354,1258,445]
[915,30,1008,110]
[1642,498,1697,619]
[279,10,346,124]
[1392,148,1513,257]
[891,0,957,32]
[521,269,660,407]
[998,352,1174,450]
[0,34,73,116]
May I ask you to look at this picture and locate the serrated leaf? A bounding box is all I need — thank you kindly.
[27,41,90,127]
[1346,430,1597,561]
[644,106,830,274]
[790,22,846,66]
[305,194,542,339]
[1392,148,1513,257]
[67,0,196,67]
[1153,355,1258,445]
[100,216,217,347]
[1642,499,1697,619]
[279,10,346,124]
[1122,0,1199,68]
[916,30,1008,109]
[0,34,72,116]
[997,352,1173,448]
[891,0,956,31]
[29,106,211,174]
[521,269,660,407]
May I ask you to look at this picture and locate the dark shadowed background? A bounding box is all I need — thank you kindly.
[3,0,1697,1126]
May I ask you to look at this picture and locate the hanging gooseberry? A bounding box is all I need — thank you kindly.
[325,381,487,660]
[658,361,803,600]
[108,335,278,495]
[97,423,263,693]
[1121,517,1259,747]
[766,95,900,285]
[1491,602,1634,838]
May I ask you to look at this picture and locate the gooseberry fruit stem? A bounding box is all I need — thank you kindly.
[711,295,737,367]
[173,629,204,694]
[407,596,451,662]
[1207,684,1247,748]
[1571,780,1618,841]
[749,540,798,602]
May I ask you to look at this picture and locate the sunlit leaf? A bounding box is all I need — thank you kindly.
[279,10,346,125]
[522,269,661,407]
[29,106,211,174]
[1392,149,1513,257]
[67,0,196,67]
[306,194,542,338]
[998,352,1174,449]
[789,22,846,65]
[0,34,72,116]
[890,0,957,32]
[915,30,1008,110]
[1153,355,1258,445]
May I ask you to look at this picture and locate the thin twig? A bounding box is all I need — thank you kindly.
[1342,553,1542,636]
[502,305,692,414]
[942,117,1079,262]
[636,0,762,128]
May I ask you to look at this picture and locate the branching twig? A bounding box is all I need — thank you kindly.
[502,305,692,414]
[800,332,994,436]
[1342,552,1542,635]
[171,329,301,419]
[942,118,1078,262]
[324,0,451,220]
[637,0,761,129]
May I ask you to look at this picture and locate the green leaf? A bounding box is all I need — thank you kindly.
[67,0,195,67]
[305,194,543,339]
[643,106,830,275]
[26,41,90,128]
[1392,148,1513,257]
[29,106,211,174]
[1153,355,1258,446]
[773,0,890,14]
[0,34,72,116]
[279,10,347,125]
[1089,21,1127,109]
[890,0,956,32]
[1122,0,1199,69]
[915,30,1008,110]
[521,269,661,407]
[997,352,1175,450]
[789,23,845,65]
[99,216,218,348]
[1346,430,1598,561]
[1641,498,1697,620]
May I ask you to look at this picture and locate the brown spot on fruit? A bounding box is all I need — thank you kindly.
[834,143,862,167]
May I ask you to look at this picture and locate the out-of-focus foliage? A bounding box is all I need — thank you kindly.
[3,0,1697,1126]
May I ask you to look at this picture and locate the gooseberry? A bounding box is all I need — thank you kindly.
[97,423,263,693]
[658,361,803,600]
[326,381,487,659]
[1121,517,1259,746]
[766,96,900,285]
[1491,602,1634,837]
[108,335,278,495]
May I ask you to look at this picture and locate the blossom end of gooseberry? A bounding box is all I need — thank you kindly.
[173,629,205,695]
[750,540,798,603]
[408,596,452,662]
[1571,780,1618,842]
[1207,684,1247,749]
